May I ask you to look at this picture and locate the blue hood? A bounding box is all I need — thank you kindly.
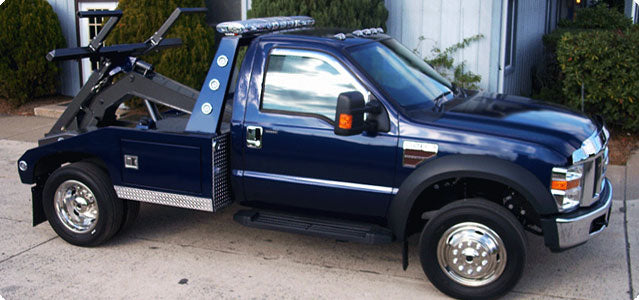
[405,92,598,157]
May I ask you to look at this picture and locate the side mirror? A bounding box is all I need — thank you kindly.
[334,91,365,136]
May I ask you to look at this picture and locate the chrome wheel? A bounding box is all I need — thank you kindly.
[436,222,507,287]
[53,180,99,233]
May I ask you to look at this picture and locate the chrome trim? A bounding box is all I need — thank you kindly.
[54,180,99,234]
[565,126,609,208]
[18,160,27,172]
[114,186,213,212]
[437,222,507,287]
[239,170,398,194]
[579,145,608,207]
[246,126,263,149]
[553,179,612,249]
[572,127,608,164]
[124,154,139,170]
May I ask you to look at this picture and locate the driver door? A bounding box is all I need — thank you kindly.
[241,47,398,218]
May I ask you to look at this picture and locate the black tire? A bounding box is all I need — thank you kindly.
[118,200,140,234]
[418,199,527,300]
[42,162,124,246]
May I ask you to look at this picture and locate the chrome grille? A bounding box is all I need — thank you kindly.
[578,130,608,207]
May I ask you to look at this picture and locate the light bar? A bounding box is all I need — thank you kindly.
[352,28,384,37]
[216,16,315,36]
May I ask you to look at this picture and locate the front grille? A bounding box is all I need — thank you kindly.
[581,146,608,207]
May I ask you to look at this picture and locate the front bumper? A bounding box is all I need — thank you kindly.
[540,178,612,251]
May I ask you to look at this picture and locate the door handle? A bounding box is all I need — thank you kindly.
[246,126,263,149]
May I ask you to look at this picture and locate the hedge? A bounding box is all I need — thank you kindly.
[248,0,388,29]
[0,0,66,106]
[556,28,639,131]
[106,0,215,91]
[535,5,638,131]
[558,4,632,30]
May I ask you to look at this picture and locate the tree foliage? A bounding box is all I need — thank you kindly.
[0,0,66,106]
[248,0,388,29]
[106,0,215,90]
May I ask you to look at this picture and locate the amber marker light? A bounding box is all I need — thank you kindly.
[339,113,353,129]
[551,178,580,190]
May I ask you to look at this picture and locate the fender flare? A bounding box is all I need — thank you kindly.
[388,154,557,240]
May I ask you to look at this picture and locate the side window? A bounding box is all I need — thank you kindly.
[262,49,365,122]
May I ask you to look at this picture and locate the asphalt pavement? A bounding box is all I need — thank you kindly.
[0,115,637,299]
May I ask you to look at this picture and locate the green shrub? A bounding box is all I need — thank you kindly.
[248,0,388,29]
[556,28,639,131]
[419,34,484,89]
[559,4,632,30]
[106,0,215,91]
[0,0,66,106]
[535,5,636,130]
[534,28,586,104]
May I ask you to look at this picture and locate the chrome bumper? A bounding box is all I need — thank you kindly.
[541,178,612,251]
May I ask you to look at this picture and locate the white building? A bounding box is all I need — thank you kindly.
[48,0,636,97]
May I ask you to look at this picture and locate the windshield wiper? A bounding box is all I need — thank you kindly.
[432,91,452,112]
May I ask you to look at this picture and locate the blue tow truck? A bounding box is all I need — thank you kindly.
[16,8,612,299]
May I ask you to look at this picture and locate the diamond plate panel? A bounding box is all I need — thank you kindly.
[213,133,232,211]
[114,186,213,212]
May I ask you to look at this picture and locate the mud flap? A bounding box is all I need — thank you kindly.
[402,240,409,270]
[32,185,46,226]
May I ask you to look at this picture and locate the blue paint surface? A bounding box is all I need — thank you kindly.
[19,30,605,222]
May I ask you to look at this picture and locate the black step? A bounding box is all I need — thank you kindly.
[233,209,394,244]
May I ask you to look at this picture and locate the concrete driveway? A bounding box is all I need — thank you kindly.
[0,116,637,299]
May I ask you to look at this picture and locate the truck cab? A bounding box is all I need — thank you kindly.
[16,11,612,299]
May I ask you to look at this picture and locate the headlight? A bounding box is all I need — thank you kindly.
[551,165,583,212]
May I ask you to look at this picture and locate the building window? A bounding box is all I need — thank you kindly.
[504,0,517,69]
[88,9,106,71]
[634,4,638,24]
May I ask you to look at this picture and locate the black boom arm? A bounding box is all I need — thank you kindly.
[44,7,207,141]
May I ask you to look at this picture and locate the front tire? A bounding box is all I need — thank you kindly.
[419,199,527,299]
[43,162,124,246]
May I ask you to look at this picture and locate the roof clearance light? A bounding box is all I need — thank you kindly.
[352,28,384,37]
[216,16,315,36]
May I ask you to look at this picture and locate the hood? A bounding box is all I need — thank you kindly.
[405,92,598,156]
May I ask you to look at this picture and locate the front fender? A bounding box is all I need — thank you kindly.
[388,154,557,240]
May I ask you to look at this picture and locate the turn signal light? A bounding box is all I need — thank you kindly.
[339,113,353,129]
[551,179,580,191]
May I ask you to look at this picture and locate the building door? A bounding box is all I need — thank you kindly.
[78,1,118,84]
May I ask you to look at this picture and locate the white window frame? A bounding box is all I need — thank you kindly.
[504,0,517,72]
[633,0,638,24]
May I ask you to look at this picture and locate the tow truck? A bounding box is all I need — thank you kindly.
[16,8,613,299]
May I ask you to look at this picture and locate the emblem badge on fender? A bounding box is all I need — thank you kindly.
[402,141,438,168]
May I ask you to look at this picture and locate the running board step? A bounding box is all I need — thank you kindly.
[233,209,394,244]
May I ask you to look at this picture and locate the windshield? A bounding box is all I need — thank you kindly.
[348,39,453,110]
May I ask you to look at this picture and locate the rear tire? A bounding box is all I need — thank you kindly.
[43,162,124,246]
[418,198,527,299]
